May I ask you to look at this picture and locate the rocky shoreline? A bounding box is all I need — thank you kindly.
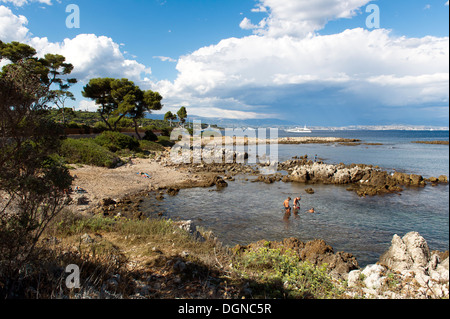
[279,158,448,197]
[67,146,448,299]
[197,136,362,146]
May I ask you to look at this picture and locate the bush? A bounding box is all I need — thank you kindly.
[94,131,140,153]
[160,127,173,137]
[66,121,81,129]
[60,138,121,168]
[139,140,165,152]
[157,136,175,147]
[143,130,158,142]
[236,247,340,299]
[93,121,108,133]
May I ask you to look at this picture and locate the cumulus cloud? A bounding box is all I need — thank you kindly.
[2,0,448,124]
[28,34,152,82]
[0,5,29,42]
[241,0,371,38]
[149,0,448,123]
[153,56,177,63]
[0,0,53,7]
[77,99,97,112]
[0,5,151,84]
[154,25,448,123]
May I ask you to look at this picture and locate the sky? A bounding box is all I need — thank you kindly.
[0,0,449,127]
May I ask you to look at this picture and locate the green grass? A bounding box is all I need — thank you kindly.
[139,140,166,152]
[93,131,140,153]
[60,138,121,168]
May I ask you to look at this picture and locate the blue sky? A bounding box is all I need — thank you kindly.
[1,0,449,127]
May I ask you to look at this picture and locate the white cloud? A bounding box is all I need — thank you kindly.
[153,56,177,63]
[159,0,448,121]
[0,0,53,7]
[2,0,448,123]
[239,17,258,30]
[0,5,29,42]
[0,5,151,84]
[241,0,371,38]
[154,27,448,121]
[77,100,97,112]
[251,4,267,13]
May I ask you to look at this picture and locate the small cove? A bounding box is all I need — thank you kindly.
[141,130,449,267]
[141,177,449,267]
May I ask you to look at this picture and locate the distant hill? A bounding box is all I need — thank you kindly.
[145,114,448,131]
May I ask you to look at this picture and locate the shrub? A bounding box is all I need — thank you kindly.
[93,121,108,133]
[157,136,175,147]
[236,247,340,299]
[143,130,158,142]
[66,121,81,129]
[94,131,140,153]
[139,140,165,152]
[60,138,120,168]
[160,127,173,137]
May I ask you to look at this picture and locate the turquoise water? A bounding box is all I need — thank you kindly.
[142,131,449,267]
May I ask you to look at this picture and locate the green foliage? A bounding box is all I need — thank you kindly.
[94,131,140,152]
[157,136,176,147]
[139,140,166,152]
[0,41,37,63]
[82,77,163,133]
[60,138,120,168]
[236,247,340,299]
[143,130,158,142]
[0,42,75,298]
[66,121,81,129]
[177,106,188,125]
[93,121,108,132]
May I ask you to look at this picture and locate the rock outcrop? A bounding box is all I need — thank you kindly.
[347,232,449,299]
[287,162,447,197]
[175,220,206,242]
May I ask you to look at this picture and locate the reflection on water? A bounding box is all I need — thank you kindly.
[142,176,449,267]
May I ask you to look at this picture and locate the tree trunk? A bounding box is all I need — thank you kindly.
[134,119,142,140]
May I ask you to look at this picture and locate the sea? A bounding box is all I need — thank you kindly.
[142,130,449,267]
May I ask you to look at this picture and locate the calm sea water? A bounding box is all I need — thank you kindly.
[142,130,449,267]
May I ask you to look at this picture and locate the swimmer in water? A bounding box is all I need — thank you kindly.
[283,197,292,214]
[307,208,315,214]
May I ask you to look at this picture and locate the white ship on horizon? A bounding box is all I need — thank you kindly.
[285,125,312,133]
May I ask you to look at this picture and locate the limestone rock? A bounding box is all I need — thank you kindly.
[379,232,430,272]
[175,220,205,242]
[361,264,386,289]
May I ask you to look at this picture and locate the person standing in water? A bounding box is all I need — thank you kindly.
[283,197,291,214]
[293,196,301,211]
